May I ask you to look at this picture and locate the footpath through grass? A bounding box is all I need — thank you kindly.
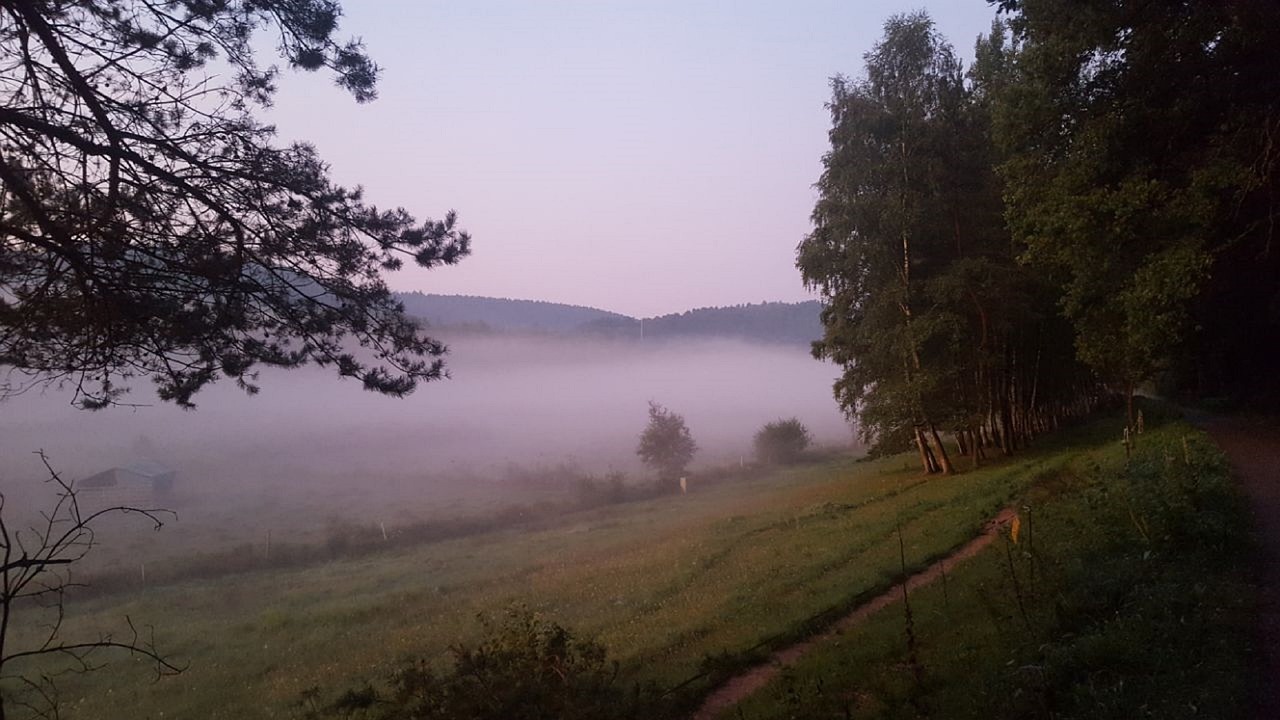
[730,410,1256,719]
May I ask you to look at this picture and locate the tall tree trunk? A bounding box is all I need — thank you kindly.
[1126,381,1136,432]
[1026,329,1042,443]
[999,402,1014,456]
[968,427,981,469]
[928,422,955,475]
[1001,342,1016,455]
[914,427,935,474]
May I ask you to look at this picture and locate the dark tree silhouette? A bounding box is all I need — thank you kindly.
[303,607,645,720]
[0,0,470,408]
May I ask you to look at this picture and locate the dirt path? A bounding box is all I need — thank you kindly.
[690,507,1017,720]
[1200,416,1280,719]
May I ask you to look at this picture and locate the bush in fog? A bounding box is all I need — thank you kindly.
[504,461,589,491]
[635,402,697,488]
[575,471,630,508]
[753,418,812,465]
[306,607,646,720]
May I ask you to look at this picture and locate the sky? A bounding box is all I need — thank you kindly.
[267,1,998,317]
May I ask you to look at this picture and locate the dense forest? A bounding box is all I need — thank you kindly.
[800,2,1280,473]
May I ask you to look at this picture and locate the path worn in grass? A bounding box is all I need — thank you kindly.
[1202,416,1280,720]
[690,506,1017,720]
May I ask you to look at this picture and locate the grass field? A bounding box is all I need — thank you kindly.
[6,412,1214,719]
[731,416,1255,719]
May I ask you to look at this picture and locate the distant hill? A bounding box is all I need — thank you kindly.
[397,293,629,333]
[581,301,823,345]
[397,293,823,345]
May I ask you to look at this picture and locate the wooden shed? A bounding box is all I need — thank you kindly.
[78,461,176,506]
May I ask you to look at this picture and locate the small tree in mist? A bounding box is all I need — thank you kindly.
[753,418,812,465]
[635,402,697,489]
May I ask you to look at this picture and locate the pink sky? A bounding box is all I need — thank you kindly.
[267,1,997,317]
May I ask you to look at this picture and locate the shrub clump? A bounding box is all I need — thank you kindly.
[753,418,812,465]
[305,607,649,720]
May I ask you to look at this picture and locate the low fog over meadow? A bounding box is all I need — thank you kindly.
[1,329,852,567]
[7,0,1280,717]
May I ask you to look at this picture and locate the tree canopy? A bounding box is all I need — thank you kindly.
[993,0,1280,407]
[803,3,1279,470]
[801,11,1108,471]
[0,0,470,408]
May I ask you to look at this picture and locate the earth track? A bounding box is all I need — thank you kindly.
[690,506,1017,719]
[1200,416,1280,719]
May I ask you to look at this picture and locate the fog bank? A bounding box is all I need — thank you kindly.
[1,335,854,514]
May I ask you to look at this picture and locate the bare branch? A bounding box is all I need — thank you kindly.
[0,452,183,717]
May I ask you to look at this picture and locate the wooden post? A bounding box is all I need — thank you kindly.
[380,522,388,541]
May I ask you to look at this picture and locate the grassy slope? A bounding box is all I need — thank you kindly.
[731,414,1256,719]
[8,415,1178,719]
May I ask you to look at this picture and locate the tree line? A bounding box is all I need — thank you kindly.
[799,2,1280,473]
[581,301,823,345]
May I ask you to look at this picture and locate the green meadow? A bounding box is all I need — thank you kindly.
[8,412,1249,719]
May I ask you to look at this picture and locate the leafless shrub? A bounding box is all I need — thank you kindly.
[0,451,183,719]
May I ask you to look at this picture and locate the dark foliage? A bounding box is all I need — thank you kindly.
[304,608,649,720]
[0,0,469,407]
[994,0,1280,407]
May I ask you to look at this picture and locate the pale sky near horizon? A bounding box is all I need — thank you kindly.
[267,1,998,317]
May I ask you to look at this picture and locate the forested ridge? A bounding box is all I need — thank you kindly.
[581,301,823,345]
[398,293,824,345]
[396,292,630,333]
[800,2,1280,473]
